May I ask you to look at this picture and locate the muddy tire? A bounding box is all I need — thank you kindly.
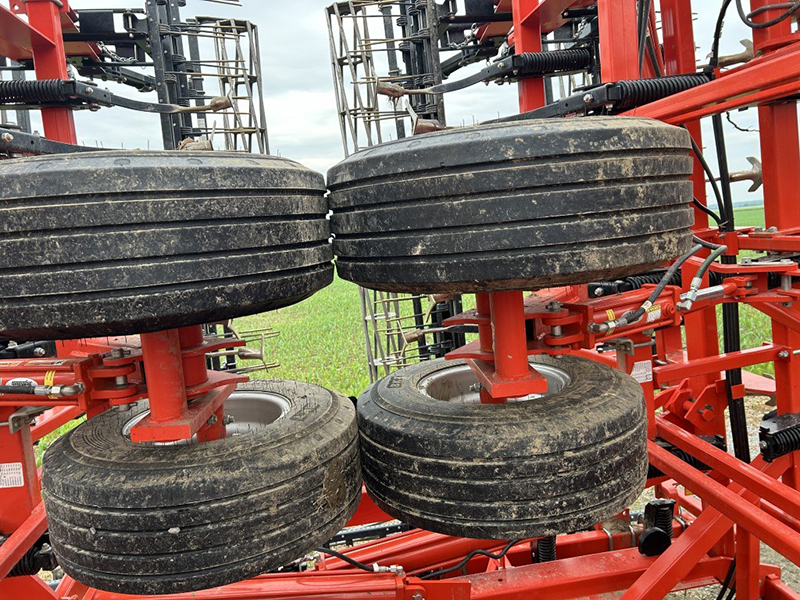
[42,380,360,595]
[0,151,332,341]
[357,357,647,539]
[328,117,694,293]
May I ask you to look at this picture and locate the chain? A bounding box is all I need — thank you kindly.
[97,41,138,64]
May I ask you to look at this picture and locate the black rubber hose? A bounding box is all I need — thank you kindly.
[686,132,729,227]
[420,539,521,580]
[694,198,723,226]
[715,558,737,600]
[712,113,751,464]
[589,243,703,333]
[646,36,663,78]
[692,237,728,280]
[736,0,800,28]
[710,0,736,69]
[637,0,651,78]
[316,547,381,572]
[0,384,37,395]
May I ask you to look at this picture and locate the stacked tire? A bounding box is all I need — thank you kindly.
[327,117,694,538]
[15,151,359,594]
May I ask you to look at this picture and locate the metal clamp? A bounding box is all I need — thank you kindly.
[1,406,47,434]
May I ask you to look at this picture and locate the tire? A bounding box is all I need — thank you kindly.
[328,117,694,293]
[0,151,332,341]
[42,380,361,595]
[358,356,647,539]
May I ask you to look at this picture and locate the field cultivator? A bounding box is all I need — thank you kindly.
[1,1,800,599]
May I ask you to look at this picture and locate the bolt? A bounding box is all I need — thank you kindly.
[223,415,235,425]
[759,440,768,451]
[412,594,424,600]
[85,87,93,95]
[33,347,46,357]
[583,93,594,104]
[207,414,218,425]
[546,301,562,313]
[1,132,13,143]
[594,287,605,297]
[778,350,790,359]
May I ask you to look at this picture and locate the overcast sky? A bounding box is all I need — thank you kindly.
[56,1,787,208]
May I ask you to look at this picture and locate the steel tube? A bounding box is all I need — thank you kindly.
[140,329,188,423]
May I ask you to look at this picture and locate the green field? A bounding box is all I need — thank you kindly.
[237,277,370,397]
[733,205,766,229]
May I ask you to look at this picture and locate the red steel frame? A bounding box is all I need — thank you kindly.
[1,0,800,598]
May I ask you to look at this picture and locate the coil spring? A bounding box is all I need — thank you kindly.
[626,271,682,289]
[652,505,674,539]
[765,427,800,460]
[536,536,557,562]
[517,48,593,76]
[648,447,710,479]
[613,74,711,112]
[7,544,56,577]
[0,80,68,104]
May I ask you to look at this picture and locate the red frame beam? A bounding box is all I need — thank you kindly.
[0,4,53,61]
[649,442,800,566]
[464,551,733,600]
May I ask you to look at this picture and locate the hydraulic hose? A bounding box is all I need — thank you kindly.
[589,243,703,334]
[713,112,751,464]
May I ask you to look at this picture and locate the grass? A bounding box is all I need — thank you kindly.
[733,206,765,229]
[236,277,370,397]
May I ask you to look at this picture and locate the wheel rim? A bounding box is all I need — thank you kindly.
[122,389,291,445]
[417,362,571,404]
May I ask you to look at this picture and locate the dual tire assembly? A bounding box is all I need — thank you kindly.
[0,118,694,593]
